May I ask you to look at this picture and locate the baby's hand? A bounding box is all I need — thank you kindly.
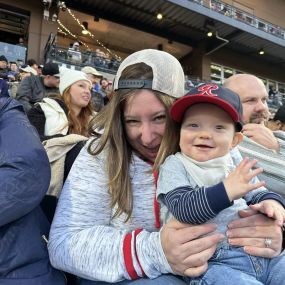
[250,200,285,227]
[224,158,265,201]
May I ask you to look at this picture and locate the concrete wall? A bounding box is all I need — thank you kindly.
[2,0,57,63]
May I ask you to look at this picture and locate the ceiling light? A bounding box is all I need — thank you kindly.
[258,48,265,55]
[156,13,163,20]
[207,31,213,37]
[204,19,216,38]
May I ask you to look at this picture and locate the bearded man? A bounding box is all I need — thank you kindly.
[224,74,285,197]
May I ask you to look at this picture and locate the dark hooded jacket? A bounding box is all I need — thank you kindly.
[0,97,65,284]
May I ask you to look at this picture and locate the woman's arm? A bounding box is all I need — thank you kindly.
[48,145,130,282]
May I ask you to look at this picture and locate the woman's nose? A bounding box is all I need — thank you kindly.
[140,123,154,145]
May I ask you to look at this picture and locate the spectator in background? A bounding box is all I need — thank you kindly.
[19,64,37,78]
[267,105,285,132]
[7,62,19,81]
[0,55,9,80]
[68,42,82,64]
[27,58,39,75]
[0,95,66,284]
[81,66,104,112]
[28,68,93,141]
[99,77,109,94]
[38,64,43,76]
[17,36,26,46]
[100,77,113,105]
[16,62,60,113]
[27,69,93,224]
[9,64,37,98]
[224,74,285,197]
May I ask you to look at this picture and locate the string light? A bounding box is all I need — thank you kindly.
[66,8,121,60]
[57,27,67,36]
[57,19,90,49]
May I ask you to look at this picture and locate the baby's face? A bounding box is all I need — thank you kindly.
[180,103,239,162]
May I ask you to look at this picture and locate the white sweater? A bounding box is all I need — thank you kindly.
[48,141,172,282]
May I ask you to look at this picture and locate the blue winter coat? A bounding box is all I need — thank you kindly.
[0,97,65,284]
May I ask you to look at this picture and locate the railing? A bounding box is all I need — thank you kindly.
[190,0,285,39]
[45,45,121,74]
[0,41,26,64]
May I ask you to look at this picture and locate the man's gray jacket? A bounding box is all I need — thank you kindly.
[16,75,58,113]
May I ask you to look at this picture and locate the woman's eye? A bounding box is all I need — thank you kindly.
[154,115,166,122]
[125,119,139,125]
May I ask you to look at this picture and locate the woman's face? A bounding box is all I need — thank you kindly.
[69,80,91,108]
[123,90,167,162]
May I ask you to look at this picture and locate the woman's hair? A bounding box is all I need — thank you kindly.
[62,87,93,137]
[87,63,179,221]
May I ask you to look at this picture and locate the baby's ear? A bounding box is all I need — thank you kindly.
[232,132,243,148]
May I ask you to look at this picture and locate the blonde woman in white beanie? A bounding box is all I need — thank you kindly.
[28,68,93,141]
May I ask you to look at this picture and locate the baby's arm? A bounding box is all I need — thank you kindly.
[223,158,265,202]
[250,200,285,226]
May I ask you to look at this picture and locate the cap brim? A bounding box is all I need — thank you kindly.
[171,94,241,129]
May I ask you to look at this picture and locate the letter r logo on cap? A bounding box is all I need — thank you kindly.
[195,84,219,96]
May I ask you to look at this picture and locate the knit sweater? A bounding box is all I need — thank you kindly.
[238,132,285,197]
[48,141,172,282]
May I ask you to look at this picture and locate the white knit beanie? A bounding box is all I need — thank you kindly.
[59,68,92,95]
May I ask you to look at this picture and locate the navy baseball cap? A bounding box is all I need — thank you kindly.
[170,83,243,131]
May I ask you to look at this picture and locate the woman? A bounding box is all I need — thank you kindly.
[48,50,283,284]
[28,69,93,224]
[28,68,93,141]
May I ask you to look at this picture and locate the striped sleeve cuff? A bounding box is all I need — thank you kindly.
[123,229,145,280]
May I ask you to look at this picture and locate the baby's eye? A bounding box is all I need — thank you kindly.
[216,125,225,130]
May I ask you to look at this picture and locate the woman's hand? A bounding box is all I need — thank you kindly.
[227,208,283,258]
[160,219,224,277]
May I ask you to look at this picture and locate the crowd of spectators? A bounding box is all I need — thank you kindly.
[48,42,122,73]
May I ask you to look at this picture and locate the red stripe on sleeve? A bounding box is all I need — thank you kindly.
[123,232,140,280]
[134,229,145,276]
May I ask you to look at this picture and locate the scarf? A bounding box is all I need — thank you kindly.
[175,152,234,187]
